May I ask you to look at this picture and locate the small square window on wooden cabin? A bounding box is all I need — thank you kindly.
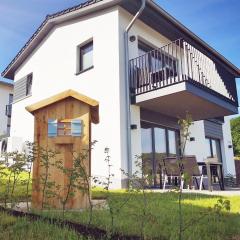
[57,120,71,136]
[48,118,82,137]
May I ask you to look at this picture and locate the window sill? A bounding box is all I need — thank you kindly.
[75,66,94,76]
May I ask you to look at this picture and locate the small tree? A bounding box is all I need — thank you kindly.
[55,143,96,220]
[23,142,37,211]
[177,113,193,240]
[3,157,12,208]
[230,116,240,157]
[55,157,79,219]
[38,147,57,210]
[122,156,155,240]
[73,141,97,226]
[0,158,8,203]
[7,152,26,208]
[92,147,117,239]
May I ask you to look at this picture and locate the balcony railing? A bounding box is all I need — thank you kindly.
[5,104,12,117]
[129,38,236,103]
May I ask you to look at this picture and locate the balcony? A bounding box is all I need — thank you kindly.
[5,104,12,117]
[129,39,238,120]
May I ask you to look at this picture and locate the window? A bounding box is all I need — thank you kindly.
[138,41,153,56]
[26,74,32,96]
[138,40,177,74]
[48,119,82,137]
[9,94,13,104]
[205,137,222,162]
[13,73,33,102]
[168,130,177,156]
[5,94,13,117]
[141,121,179,188]
[78,41,93,73]
[57,121,71,136]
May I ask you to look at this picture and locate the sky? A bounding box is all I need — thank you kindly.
[0,0,239,100]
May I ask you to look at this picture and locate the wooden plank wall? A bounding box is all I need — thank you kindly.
[32,97,90,209]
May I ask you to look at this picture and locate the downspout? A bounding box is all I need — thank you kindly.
[124,0,146,178]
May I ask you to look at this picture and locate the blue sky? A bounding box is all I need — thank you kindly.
[0,0,239,99]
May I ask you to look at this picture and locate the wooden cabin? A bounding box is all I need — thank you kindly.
[26,89,99,209]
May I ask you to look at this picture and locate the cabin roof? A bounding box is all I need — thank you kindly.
[26,89,99,123]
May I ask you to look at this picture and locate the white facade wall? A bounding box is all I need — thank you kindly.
[185,118,236,176]
[0,83,13,137]
[11,7,126,188]
[185,120,208,163]
[221,117,236,176]
[118,8,173,173]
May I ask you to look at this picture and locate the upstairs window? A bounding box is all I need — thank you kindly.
[48,119,82,137]
[26,74,33,96]
[138,40,177,74]
[13,73,33,102]
[138,41,153,56]
[5,93,13,117]
[9,94,13,104]
[77,41,93,73]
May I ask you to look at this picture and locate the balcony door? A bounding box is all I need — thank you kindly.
[141,121,179,188]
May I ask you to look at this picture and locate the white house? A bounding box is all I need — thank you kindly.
[1,0,239,189]
[0,79,13,153]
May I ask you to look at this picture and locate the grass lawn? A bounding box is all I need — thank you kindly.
[0,211,89,240]
[38,190,240,240]
[0,166,31,202]
[1,175,240,240]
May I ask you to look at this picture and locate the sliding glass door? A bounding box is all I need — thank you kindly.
[141,127,154,187]
[141,121,179,188]
[154,127,167,187]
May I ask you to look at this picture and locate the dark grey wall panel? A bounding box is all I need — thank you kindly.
[204,120,223,139]
[140,108,179,129]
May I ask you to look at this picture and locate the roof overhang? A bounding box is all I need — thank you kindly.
[2,0,240,79]
[26,89,99,124]
[120,0,240,77]
[0,80,14,87]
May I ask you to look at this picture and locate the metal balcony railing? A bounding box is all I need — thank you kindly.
[129,38,236,103]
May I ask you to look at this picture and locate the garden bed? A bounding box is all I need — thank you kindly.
[0,206,142,240]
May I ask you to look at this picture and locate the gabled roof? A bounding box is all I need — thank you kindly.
[2,0,118,79]
[26,89,99,123]
[2,0,240,79]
